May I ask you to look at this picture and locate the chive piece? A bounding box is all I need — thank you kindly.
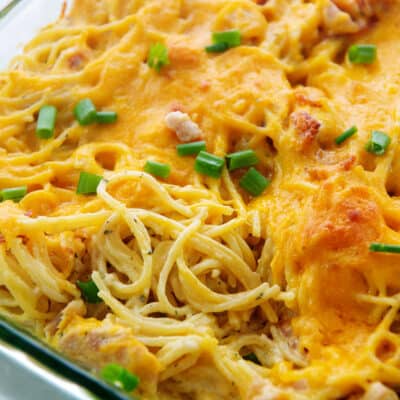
[77,280,102,304]
[205,42,229,53]
[74,99,97,126]
[226,149,259,171]
[194,151,225,178]
[101,364,139,393]
[369,243,400,254]
[177,141,206,156]
[144,160,171,179]
[239,168,270,197]
[36,105,57,139]
[96,111,118,124]
[1,186,27,203]
[76,172,102,195]
[148,43,170,72]
[365,131,391,155]
[212,30,241,47]
[243,353,261,365]
[335,126,357,145]
[205,30,241,53]
[348,44,377,64]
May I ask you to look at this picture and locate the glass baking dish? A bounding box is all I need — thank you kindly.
[0,2,129,399]
[0,0,70,69]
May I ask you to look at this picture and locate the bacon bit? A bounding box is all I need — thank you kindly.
[306,167,330,181]
[17,235,29,245]
[24,210,33,218]
[200,80,211,91]
[291,111,321,149]
[169,102,185,113]
[167,43,200,66]
[68,53,85,70]
[340,154,357,171]
[295,93,322,108]
[347,208,362,222]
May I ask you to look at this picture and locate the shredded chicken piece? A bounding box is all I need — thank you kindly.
[323,2,362,34]
[247,379,286,400]
[323,0,393,35]
[332,0,392,17]
[50,304,161,391]
[165,111,203,142]
[360,383,398,400]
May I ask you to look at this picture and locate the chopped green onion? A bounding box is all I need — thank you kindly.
[365,130,391,155]
[348,44,377,64]
[226,149,259,171]
[101,364,139,393]
[77,280,102,304]
[1,186,27,203]
[36,105,57,139]
[96,111,118,124]
[76,172,102,195]
[205,30,241,53]
[176,141,206,156]
[335,126,357,145]
[369,243,400,254]
[194,151,225,178]
[148,43,170,72]
[212,30,241,47]
[243,353,261,365]
[74,99,97,126]
[205,42,229,53]
[239,168,270,197]
[144,160,171,179]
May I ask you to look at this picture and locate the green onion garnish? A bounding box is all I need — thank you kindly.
[148,43,170,72]
[369,243,400,254]
[365,131,391,155]
[96,111,118,124]
[144,160,171,179]
[239,168,270,197]
[77,279,102,304]
[348,44,377,64]
[226,149,259,171]
[335,126,357,145]
[205,42,229,53]
[74,99,97,126]
[36,105,57,139]
[205,30,241,53]
[101,364,139,392]
[76,172,102,195]
[1,186,28,203]
[194,151,225,178]
[176,141,206,156]
[243,353,261,365]
[213,30,241,47]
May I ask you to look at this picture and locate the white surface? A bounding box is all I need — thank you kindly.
[0,0,66,69]
[0,0,13,9]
